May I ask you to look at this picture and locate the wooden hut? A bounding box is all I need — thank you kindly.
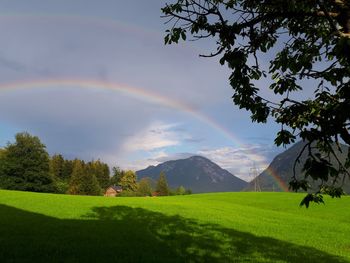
[104,186,123,197]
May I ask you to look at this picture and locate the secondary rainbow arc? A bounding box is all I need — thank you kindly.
[0,9,289,191]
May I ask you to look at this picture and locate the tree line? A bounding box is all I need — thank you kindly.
[0,132,191,196]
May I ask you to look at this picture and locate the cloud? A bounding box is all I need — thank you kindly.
[149,152,194,163]
[184,137,205,144]
[121,122,181,152]
[0,3,283,181]
[121,151,172,171]
[116,151,194,172]
[243,136,274,143]
[197,144,280,181]
[0,14,235,157]
[0,55,27,72]
[0,87,160,160]
[112,122,199,171]
[117,143,280,182]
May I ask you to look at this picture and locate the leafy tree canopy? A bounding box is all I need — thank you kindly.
[119,170,138,192]
[137,177,153,196]
[162,0,350,206]
[0,132,55,192]
[176,185,187,195]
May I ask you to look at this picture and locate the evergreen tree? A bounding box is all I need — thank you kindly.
[50,154,69,194]
[156,172,170,196]
[86,160,110,190]
[0,148,6,184]
[0,132,56,192]
[137,177,153,196]
[68,160,85,195]
[68,160,101,196]
[110,166,124,186]
[50,154,65,179]
[62,159,74,180]
[101,163,110,187]
[80,172,101,196]
[119,170,137,192]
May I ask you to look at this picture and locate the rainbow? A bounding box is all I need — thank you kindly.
[0,11,289,191]
[267,168,289,192]
[0,78,244,146]
[0,78,289,191]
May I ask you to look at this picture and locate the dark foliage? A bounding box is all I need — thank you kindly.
[162,0,350,205]
[86,160,110,190]
[110,166,125,186]
[68,160,101,196]
[246,141,350,194]
[0,132,56,192]
[156,172,170,196]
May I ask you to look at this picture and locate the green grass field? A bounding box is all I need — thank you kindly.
[0,190,349,262]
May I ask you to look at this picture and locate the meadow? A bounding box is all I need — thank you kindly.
[0,190,349,262]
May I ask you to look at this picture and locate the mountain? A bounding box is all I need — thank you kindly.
[136,156,248,193]
[246,141,350,193]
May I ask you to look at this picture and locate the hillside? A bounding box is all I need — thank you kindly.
[136,156,248,193]
[247,141,350,193]
[0,190,349,262]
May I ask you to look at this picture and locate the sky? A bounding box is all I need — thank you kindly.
[0,0,284,181]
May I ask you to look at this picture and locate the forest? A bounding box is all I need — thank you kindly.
[0,132,190,196]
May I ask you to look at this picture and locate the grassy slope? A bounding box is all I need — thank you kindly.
[0,190,349,263]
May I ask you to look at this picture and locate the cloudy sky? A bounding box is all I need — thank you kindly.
[0,0,284,181]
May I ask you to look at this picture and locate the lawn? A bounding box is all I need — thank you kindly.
[0,190,349,262]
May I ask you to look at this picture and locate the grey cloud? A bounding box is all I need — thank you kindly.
[149,152,194,163]
[149,129,164,135]
[243,136,274,142]
[0,2,282,171]
[0,88,167,161]
[196,144,281,181]
[0,14,232,105]
[0,56,27,72]
[184,137,205,144]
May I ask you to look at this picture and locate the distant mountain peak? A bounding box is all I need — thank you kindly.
[246,141,350,193]
[136,155,247,193]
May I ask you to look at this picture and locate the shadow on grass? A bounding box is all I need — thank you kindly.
[0,204,346,263]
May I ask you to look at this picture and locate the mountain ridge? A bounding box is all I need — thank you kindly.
[246,141,350,193]
[136,155,248,193]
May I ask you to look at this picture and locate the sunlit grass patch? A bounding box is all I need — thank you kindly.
[0,190,349,262]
